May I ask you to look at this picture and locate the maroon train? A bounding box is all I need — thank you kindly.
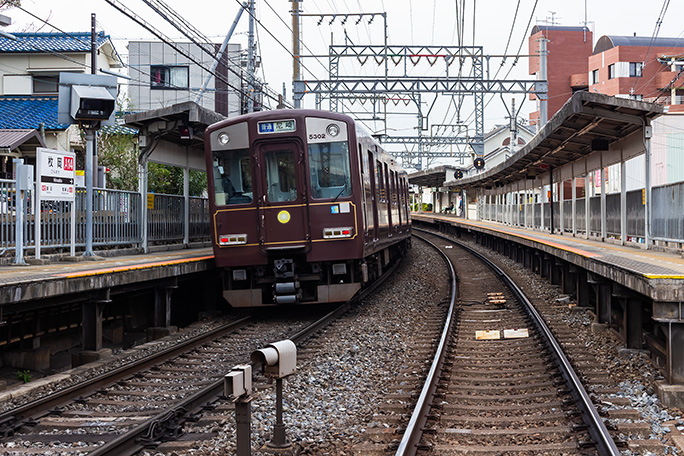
[204,109,411,307]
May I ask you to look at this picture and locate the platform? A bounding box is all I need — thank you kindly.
[0,247,215,310]
[413,213,684,300]
[413,212,684,397]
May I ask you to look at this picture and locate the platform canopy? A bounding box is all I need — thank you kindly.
[445,91,664,189]
[125,101,225,171]
[408,165,458,188]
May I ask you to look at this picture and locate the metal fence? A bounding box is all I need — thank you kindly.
[478,185,667,245]
[1,179,210,255]
[652,182,684,242]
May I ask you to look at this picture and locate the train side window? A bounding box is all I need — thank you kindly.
[308,141,351,199]
[358,144,364,175]
[391,171,397,205]
[368,151,376,197]
[266,149,297,202]
[212,149,253,206]
[383,163,390,203]
[377,160,385,202]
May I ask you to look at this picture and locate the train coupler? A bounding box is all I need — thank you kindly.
[273,281,301,304]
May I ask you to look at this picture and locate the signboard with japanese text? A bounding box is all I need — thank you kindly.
[36,148,75,201]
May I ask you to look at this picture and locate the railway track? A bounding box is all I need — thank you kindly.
[392,230,621,456]
[0,312,323,455]
[0,257,402,455]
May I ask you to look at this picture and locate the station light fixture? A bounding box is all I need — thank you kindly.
[179,125,193,140]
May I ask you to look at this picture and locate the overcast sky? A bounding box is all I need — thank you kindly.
[5,0,684,166]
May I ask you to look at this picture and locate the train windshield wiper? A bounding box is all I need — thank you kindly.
[331,181,348,202]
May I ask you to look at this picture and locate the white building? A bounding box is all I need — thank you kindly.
[127,41,242,117]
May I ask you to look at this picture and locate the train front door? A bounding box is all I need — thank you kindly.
[255,141,310,251]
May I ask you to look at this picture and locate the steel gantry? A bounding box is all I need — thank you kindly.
[291,14,548,167]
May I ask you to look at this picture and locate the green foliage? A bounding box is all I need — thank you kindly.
[410,202,433,212]
[17,370,31,383]
[97,130,138,192]
[147,163,207,196]
[0,0,21,10]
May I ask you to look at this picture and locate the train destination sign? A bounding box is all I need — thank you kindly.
[258,119,296,134]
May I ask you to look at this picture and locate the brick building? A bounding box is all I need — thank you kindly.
[528,25,593,125]
[588,36,684,111]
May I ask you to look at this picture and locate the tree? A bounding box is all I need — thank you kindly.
[97,127,138,191]
[0,0,21,10]
[147,163,207,196]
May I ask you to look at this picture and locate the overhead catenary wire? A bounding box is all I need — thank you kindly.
[257,0,378,131]
[13,4,237,109]
[635,0,672,93]
[104,0,277,108]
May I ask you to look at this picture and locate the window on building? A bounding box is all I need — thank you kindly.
[150,65,189,89]
[608,64,615,79]
[33,75,58,94]
[629,62,643,77]
[591,69,599,85]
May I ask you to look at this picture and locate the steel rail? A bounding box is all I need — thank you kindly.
[0,314,258,436]
[91,256,405,455]
[416,228,620,456]
[395,233,457,456]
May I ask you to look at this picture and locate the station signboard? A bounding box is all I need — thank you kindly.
[36,148,75,201]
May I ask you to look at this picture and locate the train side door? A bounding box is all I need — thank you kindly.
[255,141,310,251]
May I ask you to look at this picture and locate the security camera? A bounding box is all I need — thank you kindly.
[70,85,116,121]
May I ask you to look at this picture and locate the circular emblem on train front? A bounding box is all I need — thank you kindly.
[277,210,291,224]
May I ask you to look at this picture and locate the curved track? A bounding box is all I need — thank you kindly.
[397,230,620,456]
[0,258,403,456]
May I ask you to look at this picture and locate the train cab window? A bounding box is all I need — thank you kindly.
[308,141,351,199]
[212,149,253,206]
[266,149,297,202]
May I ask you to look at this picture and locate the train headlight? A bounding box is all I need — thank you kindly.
[217,132,230,145]
[326,123,340,137]
[219,234,247,245]
[323,227,353,239]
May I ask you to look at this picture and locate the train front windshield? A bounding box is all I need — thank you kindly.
[308,141,351,199]
[212,149,253,206]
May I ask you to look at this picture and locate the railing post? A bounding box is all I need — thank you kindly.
[184,165,189,246]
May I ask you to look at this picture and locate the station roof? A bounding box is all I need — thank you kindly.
[442,91,663,190]
[0,129,46,154]
[124,101,225,150]
[408,165,458,188]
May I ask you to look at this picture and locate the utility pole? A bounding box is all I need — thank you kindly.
[291,0,302,108]
[538,36,549,127]
[509,98,518,154]
[85,13,98,256]
[247,0,255,113]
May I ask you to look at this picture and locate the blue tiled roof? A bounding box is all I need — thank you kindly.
[0,31,110,53]
[0,96,70,130]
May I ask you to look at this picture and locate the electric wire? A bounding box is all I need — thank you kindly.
[257,0,377,131]
[105,0,272,108]
[13,4,233,109]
